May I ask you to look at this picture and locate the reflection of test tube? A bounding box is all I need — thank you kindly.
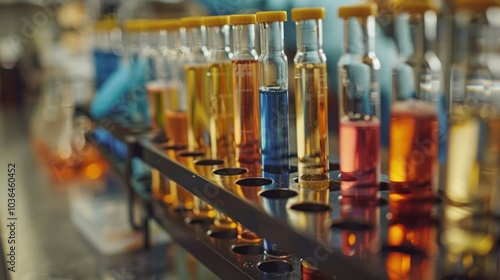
[256,11,290,188]
[204,16,235,166]
[193,159,225,220]
[182,17,211,156]
[337,4,381,198]
[212,167,248,229]
[386,200,437,280]
[170,150,204,210]
[339,197,379,259]
[230,14,261,167]
[158,19,188,147]
[292,7,329,192]
[390,2,441,202]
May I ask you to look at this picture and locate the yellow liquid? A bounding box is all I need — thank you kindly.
[146,84,167,132]
[445,104,500,210]
[208,62,235,164]
[185,64,210,156]
[164,82,181,112]
[151,169,170,203]
[294,63,329,189]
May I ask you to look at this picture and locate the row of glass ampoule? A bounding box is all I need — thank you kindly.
[92,0,500,214]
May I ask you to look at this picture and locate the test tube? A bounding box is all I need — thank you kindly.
[337,4,381,198]
[291,7,329,192]
[158,19,188,147]
[204,16,236,166]
[256,11,290,188]
[445,0,500,214]
[389,2,442,201]
[192,159,225,221]
[182,17,211,156]
[230,14,262,168]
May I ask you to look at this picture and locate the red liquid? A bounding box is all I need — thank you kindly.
[232,60,261,164]
[389,100,438,200]
[339,117,380,198]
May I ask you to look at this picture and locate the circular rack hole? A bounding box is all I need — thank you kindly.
[379,181,390,191]
[161,144,187,151]
[381,245,427,257]
[293,177,299,183]
[264,249,292,259]
[178,151,205,158]
[259,189,298,199]
[231,244,264,256]
[207,229,238,240]
[152,133,169,144]
[236,177,273,187]
[289,165,298,173]
[330,219,374,231]
[290,202,331,213]
[257,260,294,274]
[194,159,225,166]
[213,167,248,176]
[186,216,214,225]
[329,180,341,191]
[329,162,340,170]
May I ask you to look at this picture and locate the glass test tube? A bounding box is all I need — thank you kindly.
[192,159,224,221]
[159,19,188,147]
[445,0,500,213]
[182,17,211,156]
[230,14,262,167]
[389,2,442,201]
[212,167,248,230]
[292,7,329,192]
[256,11,290,188]
[170,150,204,210]
[337,4,381,198]
[204,16,236,166]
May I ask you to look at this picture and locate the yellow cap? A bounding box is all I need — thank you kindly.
[291,7,326,21]
[229,14,257,25]
[124,19,150,32]
[338,3,378,18]
[94,18,119,31]
[256,11,287,23]
[154,19,182,30]
[454,0,498,12]
[181,16,204,28]
[203,15,230,26]
[394,1,439,13]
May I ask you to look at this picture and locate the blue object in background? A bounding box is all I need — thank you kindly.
[93,50,120,90]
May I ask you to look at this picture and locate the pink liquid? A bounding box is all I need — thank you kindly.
[339,117,380,198]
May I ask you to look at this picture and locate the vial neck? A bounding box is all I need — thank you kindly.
[296,19,323,53]
[186,26,207,50]
[343,16,376,57]
[207,25,231,52]
[233,23,257,58]
[260,21,285,53]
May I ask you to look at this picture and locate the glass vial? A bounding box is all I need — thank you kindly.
[204,16,235,165]
[445,0,500,215]
[390,2,442,201]
[337,4,381,199]
[230,14,262,175]
[292,7,329,192]
[182,17,211,156]
[256,11,290,188]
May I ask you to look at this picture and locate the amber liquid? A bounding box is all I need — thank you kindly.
[389,100,438,200]
[295,63,329,190]
[233,60,261,164]
[146,83,167,133]
[207,62,235,164]
[165,111,188,146]
[185,64,210,156]
[167,148,194,210]
[445,104,500,211]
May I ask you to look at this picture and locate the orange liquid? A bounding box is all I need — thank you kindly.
[389,100,438,200]
[233,60,261,164]
[165,110,188,146]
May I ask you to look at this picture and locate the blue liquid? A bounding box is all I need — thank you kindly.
[93,50,120,90]
[260,88,289,188]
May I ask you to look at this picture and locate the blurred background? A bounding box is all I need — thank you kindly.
[0,0,499,279]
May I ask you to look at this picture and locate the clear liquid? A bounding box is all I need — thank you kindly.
[185,64,210,155]
[260,88,289,188]
[207,62,235,165]
[233,60,261,164]
[339,116,380,198]
[389,100,438,200]
[295,63,329,190]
